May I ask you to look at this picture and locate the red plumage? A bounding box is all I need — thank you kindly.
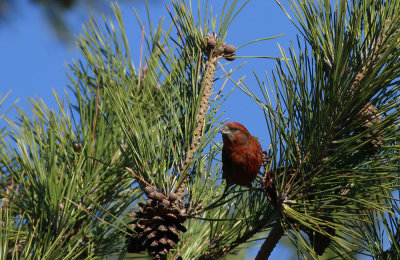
[221,122,263,187]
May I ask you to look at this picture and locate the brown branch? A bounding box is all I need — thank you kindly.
[255,220,284,260]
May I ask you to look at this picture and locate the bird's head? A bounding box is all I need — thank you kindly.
[220,122,251,144]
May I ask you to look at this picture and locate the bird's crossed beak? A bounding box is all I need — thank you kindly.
[220,124,230,135]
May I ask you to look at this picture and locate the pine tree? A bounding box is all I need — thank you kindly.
[1,0,400,259]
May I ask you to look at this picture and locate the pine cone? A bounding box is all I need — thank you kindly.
[224,54,236,61]
[206,33,217,49]
[126,186,187,259]
[222,44,236,61]
[223,44,236,55]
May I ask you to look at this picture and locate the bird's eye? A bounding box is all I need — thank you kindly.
[232,127,239,131]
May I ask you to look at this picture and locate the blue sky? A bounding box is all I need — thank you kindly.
[0,0,301,259]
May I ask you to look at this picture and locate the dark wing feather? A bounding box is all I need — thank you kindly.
[222,147,231,179]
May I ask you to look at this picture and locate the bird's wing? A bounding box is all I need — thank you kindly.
[245,137,263,173]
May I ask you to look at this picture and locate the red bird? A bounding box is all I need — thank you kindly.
[221,122,263,187]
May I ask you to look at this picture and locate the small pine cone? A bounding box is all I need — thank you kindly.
[168,193,178,202]
[223,44,236,54]
[148,192,157,200]
[144,186,155,195]
[149,192,164,202]
[161,199,171,207]
[206,33,217,49]
[224,53,236,61]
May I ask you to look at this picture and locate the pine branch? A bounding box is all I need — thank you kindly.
[255,220,284,260]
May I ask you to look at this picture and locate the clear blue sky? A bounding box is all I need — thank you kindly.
[0,0,300,259]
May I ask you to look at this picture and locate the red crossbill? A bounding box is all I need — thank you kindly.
[221,122,263,187]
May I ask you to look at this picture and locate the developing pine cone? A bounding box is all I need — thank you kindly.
[126,186,187,259]
[206,33,218,50]
[223,45,236,55]
[223,44,236,61]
